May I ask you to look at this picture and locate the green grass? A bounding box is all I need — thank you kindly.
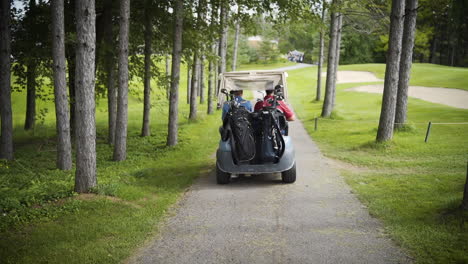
[287,65,468,264]
[338,63,468,91]
[0,61,294,263]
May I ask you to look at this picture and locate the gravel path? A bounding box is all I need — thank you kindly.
[128,121,410,264]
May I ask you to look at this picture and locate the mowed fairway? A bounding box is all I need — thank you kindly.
[287,63,468,263]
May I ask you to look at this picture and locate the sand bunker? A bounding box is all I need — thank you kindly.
[322,71,383,83]
[346,84,468,109]
[320,70,468,109]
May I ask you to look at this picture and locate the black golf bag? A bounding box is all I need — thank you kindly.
[223,104,256,163]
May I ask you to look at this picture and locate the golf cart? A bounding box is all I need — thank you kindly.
[216,71,296,184]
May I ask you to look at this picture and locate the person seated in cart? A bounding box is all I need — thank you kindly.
[221,90,253,120]
[254,85,296,121]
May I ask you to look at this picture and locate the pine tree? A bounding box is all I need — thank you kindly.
[113,0,130,161]
[376,0,405,142]
[321,1,339,118]
[141,0,152,137]
[167,0,184,146]
[316,3,325,102]
[51,0,72,170]
[74,0,97,192]
[395,0,418,129]
[0,0,13,160]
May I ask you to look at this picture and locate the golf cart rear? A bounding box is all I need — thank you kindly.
[216,71,296,184]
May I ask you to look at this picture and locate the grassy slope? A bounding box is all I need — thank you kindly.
[338,63,468,91]
[3,59,289,263]
[287,65,468,264]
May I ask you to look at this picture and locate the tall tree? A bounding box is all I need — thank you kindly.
[186,65,191,104]
[165,54,170,99]
[141,0,152,137]
[316,3,325,101]
[207,1,219,115]
[113,0,130,161]
[335,14,343,66]
[189,53,200,120]
[463,162,468,210]
[207,43,216,115]
[101,0,117,144]
[376,0,405,142]
[331,13,342,108]
[189,0,206,119]
[231,17,240,71]
[67,52,76,134]
[14,0,51,132]
[51,0,72,170]
[0,0,13,160]
[394,0,418,129]
[74,0,97,192]
[199,0,207,103]
[321,1,339,118]
[24,62,36,130]
[24,0,38,131]
[217,1,228,78]
[167,0,184,146]
[65,0,76,135]
[200,56,206,104]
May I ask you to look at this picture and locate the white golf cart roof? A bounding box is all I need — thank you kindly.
[217,71,289,103]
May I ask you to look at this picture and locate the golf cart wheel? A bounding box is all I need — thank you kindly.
[281,163,296,183]
[216,165,230,184]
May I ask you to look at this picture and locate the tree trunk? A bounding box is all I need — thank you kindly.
[165,54,170,100]
[0,0,13,160]
[208,48,215,114]
[189,54,199,120]
[113,0,130,161]
[316,5,325,102]
[24,63,36,130]
[331,14,342,108]
[67,53,76,135]
[321,5,338,118]
[195,0,206,102]
[74,0,97,193]
[216,2,228,105]
[141,2,152,137]
[462,161,468,210]
[376,0,405,142]
[107,61,117,144]
[218,2,228,76]
[214,43,219,97]
[395,0,418,129]
[450,44,455,67]
[231,20,240,71]
[52,0,72,170]
[101,0,116,144]
[430,35,438,64]
[196,58,201,97]
[200,55,205,104]
[335,15,343,65]
[167,0,183,146]
[186,66,191,104]
[207,0,218,114]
